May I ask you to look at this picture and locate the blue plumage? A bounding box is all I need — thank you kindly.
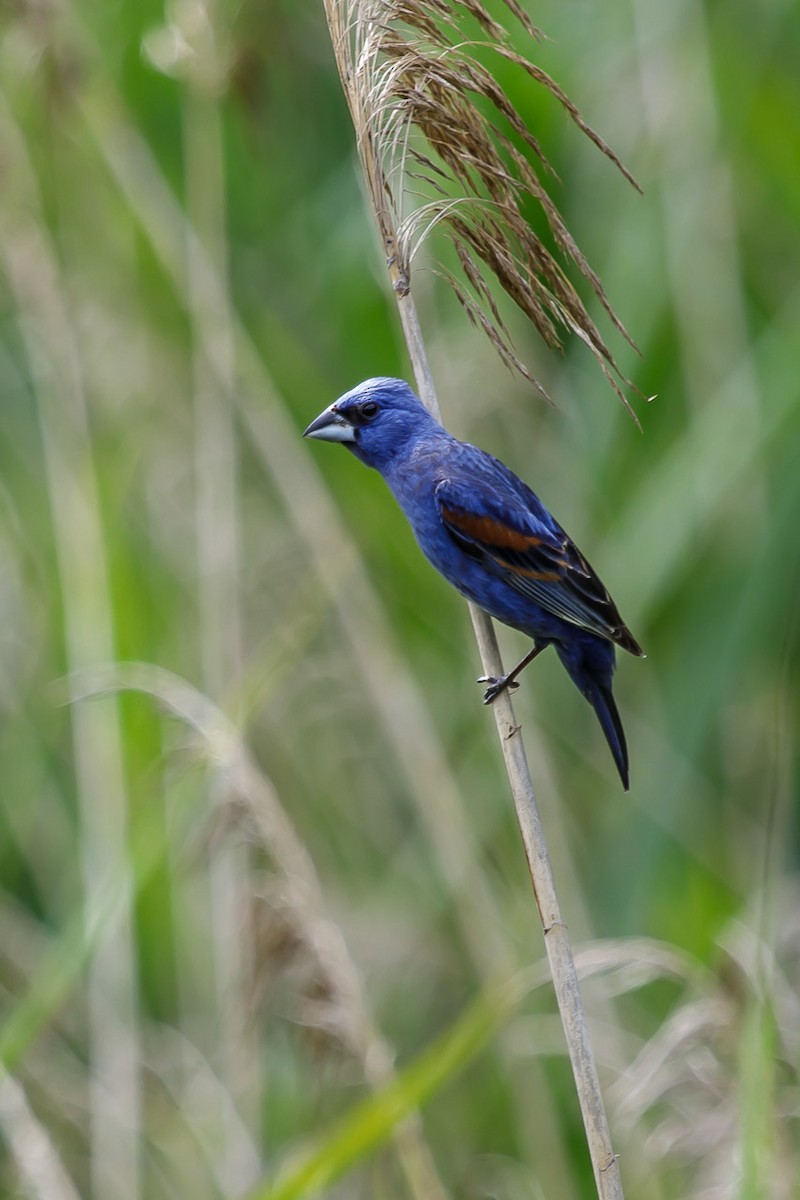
[304,377,643,788]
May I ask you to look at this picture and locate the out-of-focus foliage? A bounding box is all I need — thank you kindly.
[0,1,797,1198]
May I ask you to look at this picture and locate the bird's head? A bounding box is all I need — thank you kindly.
[303,377,437,471]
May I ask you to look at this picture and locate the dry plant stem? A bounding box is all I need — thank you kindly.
[322,4,626,1187]
[467,605,621,1199]
[395,286,624,1200]
[0,1071,82,1200]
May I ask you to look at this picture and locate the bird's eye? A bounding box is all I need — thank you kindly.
[360,400,379,419]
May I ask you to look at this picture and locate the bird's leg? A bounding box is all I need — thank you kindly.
[479,642,546,705]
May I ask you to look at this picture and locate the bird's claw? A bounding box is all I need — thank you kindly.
[478,675,519,705]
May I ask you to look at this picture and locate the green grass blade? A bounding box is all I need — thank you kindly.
[250,975,528,1200]
[738,998,775,1200]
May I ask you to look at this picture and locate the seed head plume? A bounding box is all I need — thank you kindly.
[323,0,640,408]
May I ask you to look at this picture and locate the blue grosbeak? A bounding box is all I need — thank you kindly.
[304,378,643,788]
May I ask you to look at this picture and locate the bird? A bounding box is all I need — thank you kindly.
[304,377,644,788]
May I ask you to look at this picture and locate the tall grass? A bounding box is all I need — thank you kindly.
[0,0,797,1198]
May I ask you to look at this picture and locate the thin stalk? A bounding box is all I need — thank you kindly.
[0,102,141,1200]
[182,9,257,1190]
[400,289,623,1200]
[0,1071,82,1200]
[322,6,625,1196]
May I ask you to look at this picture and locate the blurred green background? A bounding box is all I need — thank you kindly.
[0,0,797,1197]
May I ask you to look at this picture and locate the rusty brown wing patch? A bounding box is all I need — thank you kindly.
[439,493,644,655]
[440,506,544,553]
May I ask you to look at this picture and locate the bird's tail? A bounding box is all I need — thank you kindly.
[584,678,629,791]
[554,639,631,789]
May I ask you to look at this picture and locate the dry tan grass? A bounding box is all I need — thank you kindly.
[324,0,638,407]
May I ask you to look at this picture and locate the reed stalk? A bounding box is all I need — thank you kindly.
[321,3,635,1196]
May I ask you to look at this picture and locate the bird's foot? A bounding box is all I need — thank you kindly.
[478,675,520,705]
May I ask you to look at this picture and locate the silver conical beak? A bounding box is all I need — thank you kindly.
[303,405,356,443]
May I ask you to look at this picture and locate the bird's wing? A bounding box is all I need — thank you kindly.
[435,478,643,655]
